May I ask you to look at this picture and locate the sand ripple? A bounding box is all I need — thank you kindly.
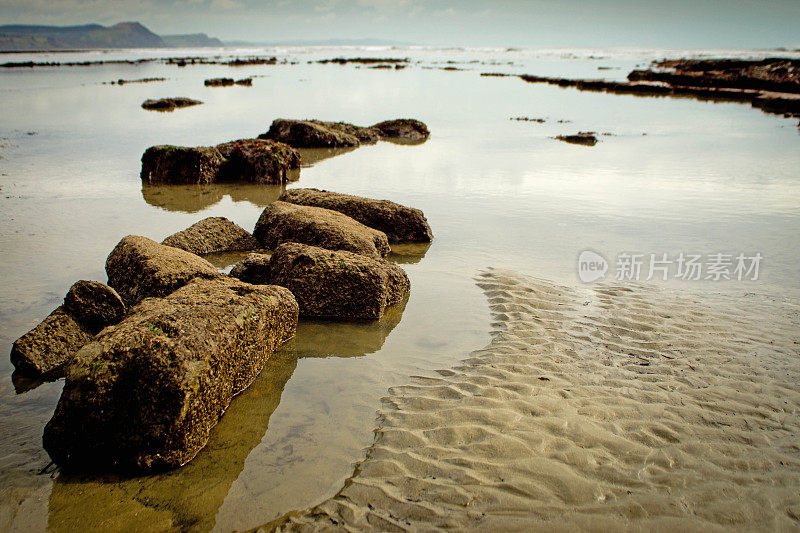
[272,269,800,532]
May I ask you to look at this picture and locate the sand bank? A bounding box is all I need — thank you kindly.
[274,269,800,531]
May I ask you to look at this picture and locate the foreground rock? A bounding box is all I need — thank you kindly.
[281,188,432,243]
[259,118,430,148]
[141,97,202,111]
[106,235,219,305]
[162,217,260,255]
[216,139,301,184]
[10,281,125,378]
[140,139,300,185]
[266,243,409,320]
[43,277,298,472]
[253,201,390,259]
[141,145,224,185]
[64,280,126,333]
[229,252,271,284]
[555,133,598,146]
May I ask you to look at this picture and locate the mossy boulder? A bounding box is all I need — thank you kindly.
[266,243,409,320]
[258,119,362,148]
[216,139,301,184]
[64,280,126,334]
[253,201,390,259]
[162,217,260,255]
[280,188,432,243]
[11,281,126,378]
[140,145,224,185]
[10,307,93,378]
[106,235,219,306]
[42,277,299,472]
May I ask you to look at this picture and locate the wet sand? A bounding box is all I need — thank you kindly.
[276,269,800,531]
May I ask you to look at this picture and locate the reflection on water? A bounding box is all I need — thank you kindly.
[297,146,359,167]
[388,242,432,265]
[141,183,287,213]
[203,250,269,271]
[46,296,407,531]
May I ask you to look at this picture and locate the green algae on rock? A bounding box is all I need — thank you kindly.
[266,242,409,320]
[161,216,260,256]
[43,277,299,472]
[106,235,219,306]
[10,281,126,378]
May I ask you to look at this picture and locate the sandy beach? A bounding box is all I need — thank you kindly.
[275,269,800,531]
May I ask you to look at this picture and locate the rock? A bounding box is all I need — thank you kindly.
[64,280,126,334]
[555,133,598,146]
[11,280,127,378]
[141,97,202,112]
[253,201,390,259]
[204,77,234,87]
[42,277,299,472]
[216,138,301,184]
[318,121,381,144]
[140,145,224,185]
[234,77,252,86]
[162,217,261,255]
[10,307,93,378]
[259,119,362,148]
[229,253,272,284]
[106,235,219,305]
[370,119,430,141]
[266,243,409,320]
[280,188,432,243]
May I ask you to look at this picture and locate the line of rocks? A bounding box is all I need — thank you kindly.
[10,186,432,473]
[139,118,430,185]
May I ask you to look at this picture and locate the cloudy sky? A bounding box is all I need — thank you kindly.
[1,0,798,48]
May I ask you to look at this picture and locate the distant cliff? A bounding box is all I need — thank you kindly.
[0,22,223,51]
[161,33,223,47]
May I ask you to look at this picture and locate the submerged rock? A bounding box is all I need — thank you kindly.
[216,138,301,184]
[43,277,299,472]
[259,119,362,148]
[140,145,224,185]
[280,188,432,243]
[106,235,219,305]
[266,243,409,320]
[370,119,430,141]
[10,307,93,378]
[10,280,126,378]
[229,252,272,285]
[141,97,202,112]
[64,280,126,334]
[162,217,261,255]
[253,201,390,259]
[555,133,598,146]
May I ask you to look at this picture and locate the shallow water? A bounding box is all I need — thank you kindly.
[1,46,799,531]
